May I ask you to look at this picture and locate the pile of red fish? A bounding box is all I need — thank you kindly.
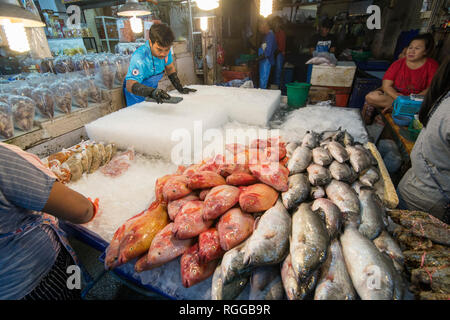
[104,137,290,288]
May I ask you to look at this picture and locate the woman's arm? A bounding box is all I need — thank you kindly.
[382,79,402,100]
[43,181,94,224]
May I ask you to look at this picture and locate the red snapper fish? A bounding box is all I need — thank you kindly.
[239,183,279,213]
[249,162,289,192]
[181,243,218,288]
[162,175,192,201]
[134,223,194,272]
[104,200,169,270]
[198,228,225,264]
[167,193,199,221]
[187,171,226,190]
[172,200,214,239]
[203,185,241,220]
[217,208,255,251]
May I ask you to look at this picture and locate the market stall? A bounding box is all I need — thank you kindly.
[37,86,438,300]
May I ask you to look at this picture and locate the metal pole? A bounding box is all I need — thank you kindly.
[203,30,207,84]
[187,0,195,54]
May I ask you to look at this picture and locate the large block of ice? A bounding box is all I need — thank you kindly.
[85,86,281,159]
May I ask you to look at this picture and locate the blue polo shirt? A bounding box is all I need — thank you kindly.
[125,41,174,83]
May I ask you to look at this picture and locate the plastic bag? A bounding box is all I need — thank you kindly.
[15,84,33,98]
[70,78,89,108]
[0,102,14,139]
[115,55,130,85]
[51,82,72,114]
[9,95,35,132]
[87,77,102,103]
[73,55,91,76]
[97,58,117,90]
[54,56,75,74]
[31,87,54,119]
[0,94,9,104]
[377,139,402,174]
[40,58,56,74]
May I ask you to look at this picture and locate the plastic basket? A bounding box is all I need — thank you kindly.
[348,77,382,108]
[393,96,423,118]
[408,119,422,141]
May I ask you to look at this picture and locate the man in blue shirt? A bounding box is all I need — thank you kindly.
[124,23,196,106]
[257,19,277,89]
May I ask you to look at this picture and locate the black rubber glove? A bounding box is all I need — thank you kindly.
[169,72,197,94]
[131,82,170,104]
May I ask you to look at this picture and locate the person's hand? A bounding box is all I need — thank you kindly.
[179,87,197,94]
[381,105,393,114]
[151,88,171,104]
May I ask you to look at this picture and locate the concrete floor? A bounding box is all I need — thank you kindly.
[68,237,169,300]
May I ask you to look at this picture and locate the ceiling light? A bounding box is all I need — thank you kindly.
[118,0,151,17]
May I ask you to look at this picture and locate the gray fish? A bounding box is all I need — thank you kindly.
[302,130,319,149]
[311,198,342,239]
[359,167,380,187]
[342,130,354,146]
[281,174,311,210]
[249,266,285,300]
[373,230,405,273]
[290,203,329,282]
[310,186,325,199]
[243,200,291,267]
[325,180,360,216]
[326,141,349,163]
[314,239,356,300]
[211,263,249,300]
[287,146,312,175]
[355,144,378,166]
[307,164,332,186]
[221,240,253,285]
[320,128,344,143]
[351,180,366,195]
[346,145,372,173]
[281,254,319,300]
[340,226,397,300]
[286,141,299,158]
[358,187,385,240]
[312,147,333,166]
[329,161,353,183]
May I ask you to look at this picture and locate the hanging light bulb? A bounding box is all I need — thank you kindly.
[195,0,219,11]
[200,16,208,32]
[2,20,30,53]
[130,15,143,33]
[260,0,273,18]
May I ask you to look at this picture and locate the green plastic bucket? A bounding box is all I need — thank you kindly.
[286,82,311,108]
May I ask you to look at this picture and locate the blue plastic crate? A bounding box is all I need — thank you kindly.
[348,77,382,108]
[393,96,423,117]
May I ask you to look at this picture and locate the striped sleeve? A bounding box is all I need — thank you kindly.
[0,143,56,211]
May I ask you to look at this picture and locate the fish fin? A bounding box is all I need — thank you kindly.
[253,216,261,231]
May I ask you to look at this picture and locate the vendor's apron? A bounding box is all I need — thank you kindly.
[0,213,78,265]
[258,47,271,89]
[123,72,164,107]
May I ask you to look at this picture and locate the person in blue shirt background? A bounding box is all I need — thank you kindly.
[257,19,277,89]
[124,23,196,106]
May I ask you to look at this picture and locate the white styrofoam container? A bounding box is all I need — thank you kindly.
[310,61,357,87]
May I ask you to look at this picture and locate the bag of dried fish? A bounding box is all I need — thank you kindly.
[51,82,72,114]
[97,59,117,90]
[9,95,35,132]
[40,58,56,74]
[114,55,129,84]
[54,56,74,74]
[31,87,54,118]
[87,77,102,103]
[70,79,89,109]
[15,85,33,98]
[0,102,14,139]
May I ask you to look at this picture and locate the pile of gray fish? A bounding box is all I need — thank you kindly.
[211,129,409,300]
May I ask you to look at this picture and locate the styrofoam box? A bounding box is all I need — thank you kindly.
[311,61,357,87]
